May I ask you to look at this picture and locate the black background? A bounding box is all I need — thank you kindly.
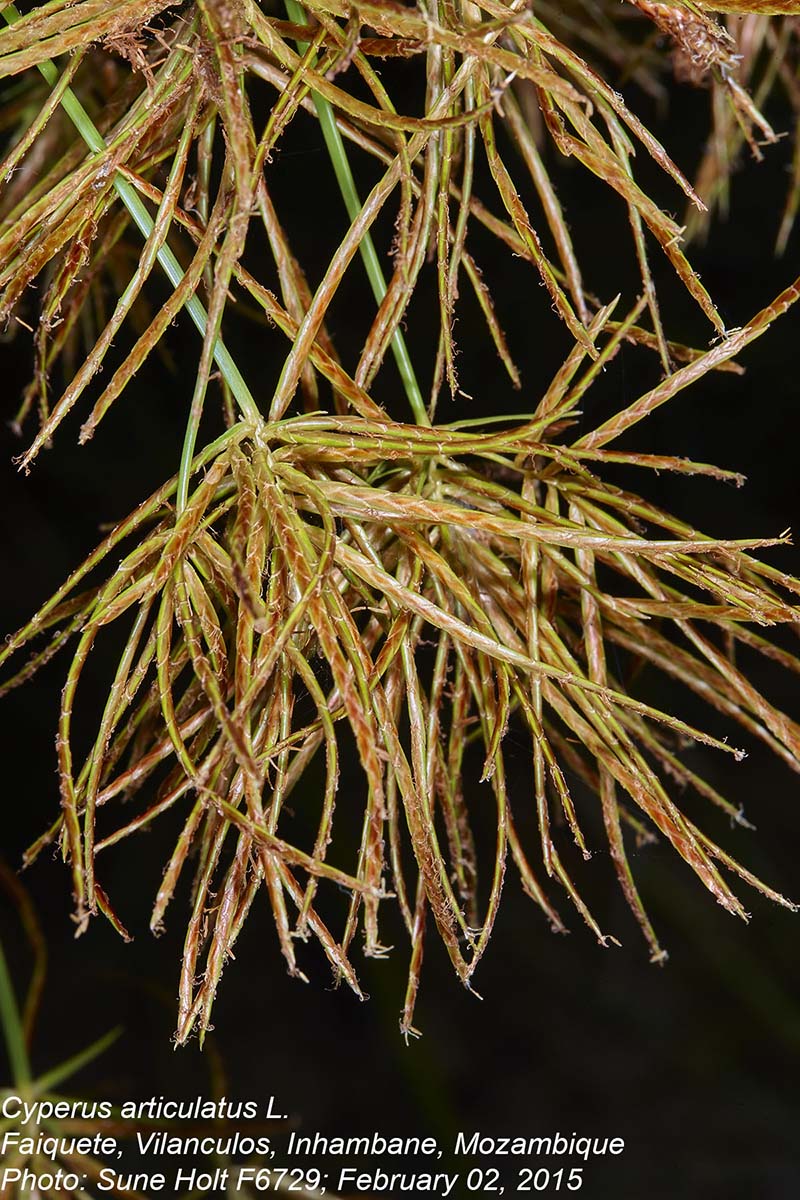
[1,43,800,1200]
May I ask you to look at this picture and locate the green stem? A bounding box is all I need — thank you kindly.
[0,3,260,429]
[0,937,31,1087]
[285,0,428,426]
[34,1027,121,1093]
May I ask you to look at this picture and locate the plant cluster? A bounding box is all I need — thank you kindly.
[2,0,800,1038]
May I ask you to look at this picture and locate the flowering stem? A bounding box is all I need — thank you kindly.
[0,2,260,437]
[285,0,428,426]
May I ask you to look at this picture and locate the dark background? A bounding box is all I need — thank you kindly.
[1,47,800,1200]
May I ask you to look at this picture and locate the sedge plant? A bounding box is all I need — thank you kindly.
[1,0,800,1040]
